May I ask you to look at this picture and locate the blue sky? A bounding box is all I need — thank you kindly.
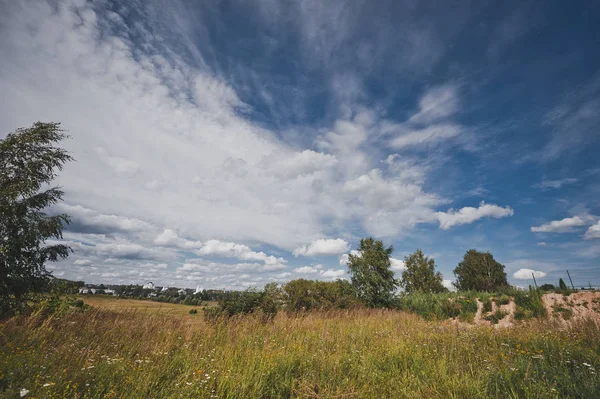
[1,0,599,289]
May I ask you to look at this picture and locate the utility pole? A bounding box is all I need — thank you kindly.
[531,272,539,290]
[566,270,575,290]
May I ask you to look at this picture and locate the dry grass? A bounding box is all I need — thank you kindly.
[1,303,599,398]
[78,296,214,322]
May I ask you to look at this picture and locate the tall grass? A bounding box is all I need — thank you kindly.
[1,308,599,398]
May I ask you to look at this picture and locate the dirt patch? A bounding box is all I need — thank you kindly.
[450,292,600,329]
[543,292,600,325]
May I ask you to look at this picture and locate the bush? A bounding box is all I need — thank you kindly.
[484,309,508,324]
[482,298,492,313]
[494,295,511,306]
[188,308,198,315]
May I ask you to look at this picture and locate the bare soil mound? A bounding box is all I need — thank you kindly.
[543,291,600,325]
[452,291,600,328]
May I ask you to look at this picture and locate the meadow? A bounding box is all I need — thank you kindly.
[1,297,599,399]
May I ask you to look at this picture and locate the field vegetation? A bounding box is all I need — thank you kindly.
[1,304,599,399]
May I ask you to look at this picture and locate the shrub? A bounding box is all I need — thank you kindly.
[188,309,198,315]
[494,295,511,306]
[484,309,508,324]
[482,298,492,313]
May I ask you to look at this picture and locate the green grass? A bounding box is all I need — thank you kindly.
[1,305,599,398]
[395,291,488,321]
[484,309,508,324]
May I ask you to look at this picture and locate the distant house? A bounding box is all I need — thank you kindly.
[177,289,186,295]
[142,282,155,290]
[78,288,89,294]
[104,289,115,296]
[161,286,169,292]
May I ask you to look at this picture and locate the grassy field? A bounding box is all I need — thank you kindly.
[1,299,599,399]
[77,295,215,322]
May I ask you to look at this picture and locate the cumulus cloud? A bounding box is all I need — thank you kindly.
[584,221,600,239]
[293,265,323,274]
[390,258,406,271]
[73,259,93,266]
[154,230,287,266]
[293,239,350,257]
[531,216,587,233]
[513,269,547,279]
[436,202,514,230]
[320,269,346,278]
[537,242,547,246]
[339,250,361,266]
[443,279,455,291]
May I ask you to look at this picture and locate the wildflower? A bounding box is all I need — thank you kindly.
[20,388,29,397]
[42,383,55,387]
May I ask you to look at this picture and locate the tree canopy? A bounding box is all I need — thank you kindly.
[0,122,72,317]
[400,249,446,294]
[346,237,397,308]
[453,249,508,292]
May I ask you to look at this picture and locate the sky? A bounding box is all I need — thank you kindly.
[1,0,599,290]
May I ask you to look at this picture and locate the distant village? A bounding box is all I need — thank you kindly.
[75,281,224,305]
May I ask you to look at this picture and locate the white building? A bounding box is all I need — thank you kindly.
[142,282,155,290]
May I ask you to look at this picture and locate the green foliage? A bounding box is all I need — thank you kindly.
[282,279,359,311]
[395,292,481,321]
[482,298,492,313]
[453,250,508,292]
[484,309,508,324]
[400,249,446,294]
[206,285,283,321]
[347,238,397,308]
[539,283,555,291]
[188,308,198,315]
[511,287,546,319]
[559,278,568,291]
[0,122,73,318]
[494,294,511,306]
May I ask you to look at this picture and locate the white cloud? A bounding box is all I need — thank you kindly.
[532,178,577,190]
[73,259,92,266]
[339,250,361,266]
[293,238,350,257]
[513,268,547,280]
[531,216,587,233]
[408,84,460,124]
[390,258,406,271]
[154,229,202,249]
[584,221,600,239]
[320,269,346,278]
[537,242,547,246]
[293,265,322,274]
[54,203,153,234]
[390,124,462,149]
[154,230,287,266]
[442,279,455,291]
[436,202,514,230]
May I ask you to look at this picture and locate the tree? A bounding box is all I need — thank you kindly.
[400,249,446,293]
[453,249,508,292]
[347,237,397,308]
[558,278,568,291]
[0,122,72,317]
